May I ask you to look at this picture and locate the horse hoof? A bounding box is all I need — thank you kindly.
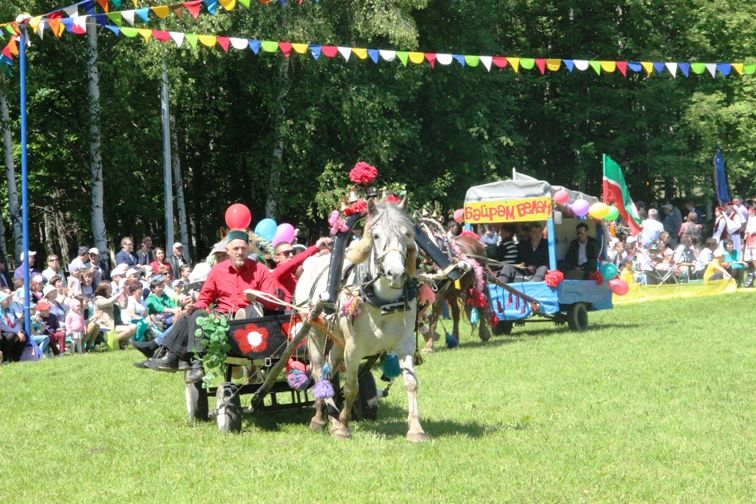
[331,427,351,440]
[309,418,327,432]
[406,431,429,443]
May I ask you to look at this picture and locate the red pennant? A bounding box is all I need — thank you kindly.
[96,0,109,13]
[216,36,230,52]
[278,41,292,57]
[616,61,627,77]
[492,56,508,68]
[184,1,202,19]
[152,31,171,42]
[535,58,546,74]
[424,52,436,69]
[321,45,338,58]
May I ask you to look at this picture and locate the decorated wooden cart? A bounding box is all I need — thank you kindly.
[464,172,614,334]
[185,303,380,433]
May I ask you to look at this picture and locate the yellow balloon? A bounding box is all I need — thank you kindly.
[589,202,609,219]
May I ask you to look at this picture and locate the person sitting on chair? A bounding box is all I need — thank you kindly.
[143,230,284,384]
[559,222,600,279]
[497,222,549,283]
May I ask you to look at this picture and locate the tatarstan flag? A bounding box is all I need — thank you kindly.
[602,154,643,236]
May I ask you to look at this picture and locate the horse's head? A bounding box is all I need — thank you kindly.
[347,198,416,289]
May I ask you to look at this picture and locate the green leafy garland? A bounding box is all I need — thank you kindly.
[195,310,230,388]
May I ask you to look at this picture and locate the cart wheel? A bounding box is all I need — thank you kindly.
[352,369,379,421]
[493,321,513,336]
[185,381,209,422]
[567,303,589,331]
[216,383,242,433]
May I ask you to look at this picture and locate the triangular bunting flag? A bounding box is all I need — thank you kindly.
[352,48,368,60]
[397,51,409,66]
[690,63,706,74]
[678,62,690,77]
[616,61,627,77]
[508,57,520,72]
[480,55,492,71]
[640,61,654,75]
[627,61,642,73]
[534,58,546,74]
[249,39,261,54]
[151,6,170,19]
[589,61,601,74]
[104,25,120,37]
[520,58,535,70]
[367,49,379,64]
[337,46,351,61]
[152,31,171,43]
[379,49,396,62]
[600,61,616,73]
[464,55,480,67]
[436,53,452,65]
[120,26,138,38]
[73,17,88,35]
[653,62,665,74]
[106,13,123,26]
[452,54,465,67]
[184,1,203,19]
[321,45,337,58]
[492,56,507,68]
[261,40,278,53]
[122,10,136,26]
[169,31,185,47]
[731,63,743,75]
[716,63,731,76]
[204,0,219,15]
[573,60,589,71]
[291,43,308,54]
[705,63,716,77]
[563,59,574,72]
[137,29,152,43]
[63,5,79,17]
[309,44,321,60]
[408,52,424,64]
[185,33,199,48]
[546,59,561,71]
[278,41,292,57]
[198,35,217,48]
[96,0,109,13]
[744,64,755,74]
[229,37,248,50]
[425,52,436,68]
[219,0,237,9]
[135,8,150,22]
[665,62,677,77]
[216,36,230,52]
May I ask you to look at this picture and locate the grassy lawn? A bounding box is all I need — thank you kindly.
[1,291,754,503]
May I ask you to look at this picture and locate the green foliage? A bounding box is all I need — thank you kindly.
[194,310,229,387]
[0,1,754,257]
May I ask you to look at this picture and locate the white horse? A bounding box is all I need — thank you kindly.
[294,199,426,442]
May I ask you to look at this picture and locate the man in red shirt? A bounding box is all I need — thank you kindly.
[145,230,283,383]
[272,237,331,302]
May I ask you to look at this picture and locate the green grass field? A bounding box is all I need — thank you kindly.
[1,292,754,503]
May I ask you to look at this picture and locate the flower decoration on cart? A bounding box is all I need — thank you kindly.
[544,269,564,288]
[232,322,270,354]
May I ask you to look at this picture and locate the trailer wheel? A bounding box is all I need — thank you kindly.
[567,303,589,332]
[185,381,209,423]
[493,321,513,336]
[216,383,242,433]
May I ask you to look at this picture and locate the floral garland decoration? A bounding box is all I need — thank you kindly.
[544,269,564,288]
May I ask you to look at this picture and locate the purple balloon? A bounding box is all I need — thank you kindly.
[271,223,296,247]
[572,199,590,217]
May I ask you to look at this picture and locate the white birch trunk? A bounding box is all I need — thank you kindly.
[170,112,190,261]
[87,24,107,252]
[1,88,23,259]
[161,55,175,250]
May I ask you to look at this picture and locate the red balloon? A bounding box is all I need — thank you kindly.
[225,203,252,229]
[608,278,629,296]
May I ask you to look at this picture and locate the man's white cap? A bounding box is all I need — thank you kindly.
[172,242,183,249]
[20,250,37,261]
[88,247,100,254]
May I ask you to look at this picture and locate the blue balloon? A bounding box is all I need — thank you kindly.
[254,218,278,242]
[600,262,618,281]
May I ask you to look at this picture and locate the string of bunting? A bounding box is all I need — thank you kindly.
[0,0,313,35]
[5,19,752,78]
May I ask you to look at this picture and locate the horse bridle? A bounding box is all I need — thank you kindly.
[368,211,410,280]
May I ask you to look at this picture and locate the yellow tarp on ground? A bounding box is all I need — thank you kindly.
[614,278,738,305]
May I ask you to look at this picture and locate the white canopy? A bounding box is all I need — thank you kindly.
[464,170,599,205]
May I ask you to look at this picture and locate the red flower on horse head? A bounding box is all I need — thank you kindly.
[233,323,269,354]
[385,194,402,205]
[349,162,378,186]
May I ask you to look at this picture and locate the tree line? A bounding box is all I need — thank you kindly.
[0,0,753,265]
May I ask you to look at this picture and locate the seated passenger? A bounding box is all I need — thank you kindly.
[559,222,600,278]
[493,224,518,266]
[497,222,549,283]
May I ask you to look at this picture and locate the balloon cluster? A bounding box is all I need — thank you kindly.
[553,189,620,222]
[225,203,297,247]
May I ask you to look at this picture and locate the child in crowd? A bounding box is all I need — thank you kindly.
[34,300,65,355]
[178,264,191,284]
[80,269,95,300]
[65,299,86,354]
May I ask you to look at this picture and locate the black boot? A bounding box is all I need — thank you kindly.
[144,348,180,372]
[133,339,159,359]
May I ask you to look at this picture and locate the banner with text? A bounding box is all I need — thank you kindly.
[464,196,552,224]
